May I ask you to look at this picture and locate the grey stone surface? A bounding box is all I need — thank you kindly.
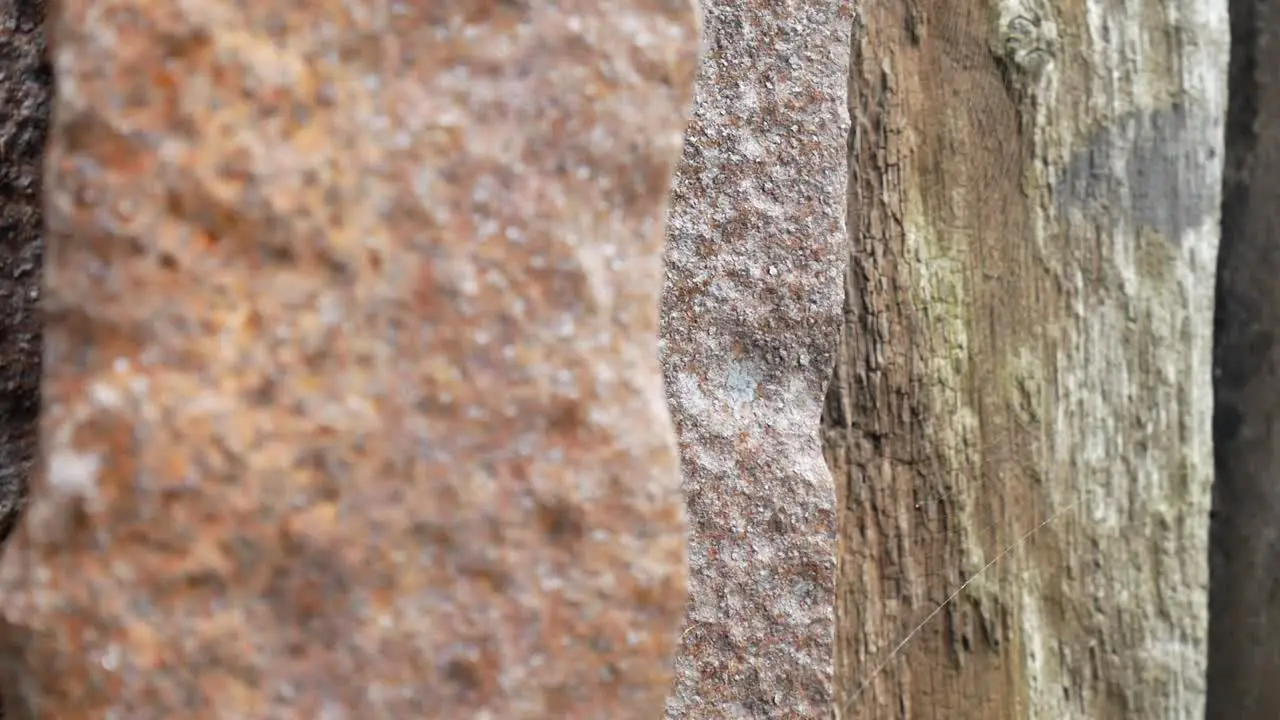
[660,0,851,716]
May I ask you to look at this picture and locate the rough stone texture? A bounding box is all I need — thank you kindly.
[1207,0,1280,713]
[0,0,48,549]
[0,1,701,717]
[660,0,850,716]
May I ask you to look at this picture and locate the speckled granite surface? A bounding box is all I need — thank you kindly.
[660,0,850,716]
[0,1,701,716]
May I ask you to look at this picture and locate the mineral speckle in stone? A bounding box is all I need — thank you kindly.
[660,0,850,716]
[0,1,701,717]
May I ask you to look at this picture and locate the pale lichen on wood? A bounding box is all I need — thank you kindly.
[832,0,1225,715]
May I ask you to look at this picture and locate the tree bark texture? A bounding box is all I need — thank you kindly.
[1205,0,1280,714]
[827,0,1226,717]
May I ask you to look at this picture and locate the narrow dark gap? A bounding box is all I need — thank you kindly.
[0,0,52,716]
[1205,0,1280,715]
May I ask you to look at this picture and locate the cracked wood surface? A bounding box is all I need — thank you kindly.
[830,0,1224,716]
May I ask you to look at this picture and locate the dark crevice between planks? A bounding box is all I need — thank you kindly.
[1206,0,1280,715]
